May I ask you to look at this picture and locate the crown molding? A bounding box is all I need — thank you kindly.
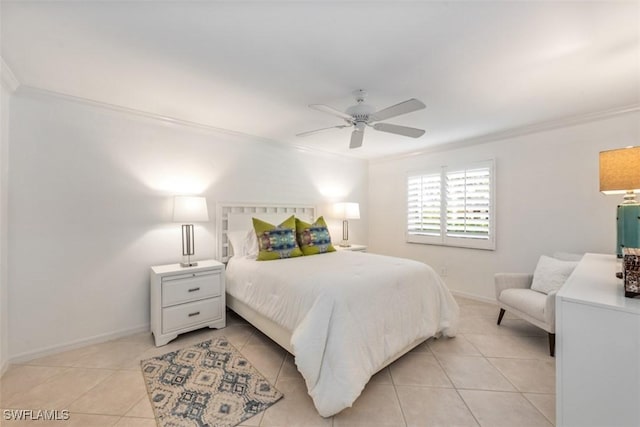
[14,84,636,165]
[371,104,640,164]
[0,58,20,92]
[15,85,365,163]
[17,85,270,140]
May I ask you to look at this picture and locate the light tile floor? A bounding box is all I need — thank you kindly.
[0,296,555,426]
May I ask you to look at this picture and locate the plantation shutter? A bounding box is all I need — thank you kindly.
[446,166,491,240]
[407,173,441,237]
[406,160,494,249]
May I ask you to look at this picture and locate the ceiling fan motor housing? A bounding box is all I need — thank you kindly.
[345,103,375,123]
[345,89,375,124]
[299,89,426,147]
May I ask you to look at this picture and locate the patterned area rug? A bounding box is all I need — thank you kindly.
[140,337,283,427]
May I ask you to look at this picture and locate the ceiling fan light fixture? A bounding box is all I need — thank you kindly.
[345,103,375,118]
[299,89,426,149]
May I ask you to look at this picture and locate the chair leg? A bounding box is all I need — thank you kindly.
[548,333,555,357]
[497,308,506,325]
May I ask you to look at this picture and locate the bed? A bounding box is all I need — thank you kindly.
[216,203,459,417]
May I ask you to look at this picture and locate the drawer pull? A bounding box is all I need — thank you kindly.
[188,287,200,292]
[188,311,200,317]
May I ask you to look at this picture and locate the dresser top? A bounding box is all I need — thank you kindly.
[151,259,223,275]
[558,253,640,314]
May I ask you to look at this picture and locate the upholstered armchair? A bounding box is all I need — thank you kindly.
[495,273,557,357]
[495,254,581,357]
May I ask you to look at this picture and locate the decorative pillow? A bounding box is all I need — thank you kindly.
[253,215,303,261]
[530,255,579,294]
[295,216,336,255]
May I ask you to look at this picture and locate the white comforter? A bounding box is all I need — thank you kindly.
[225,251,459,417]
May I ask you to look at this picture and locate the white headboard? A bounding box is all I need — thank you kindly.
[216,203,316,262]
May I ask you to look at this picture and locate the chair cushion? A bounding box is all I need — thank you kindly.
[498,288,547,323]
[530,255,578,294]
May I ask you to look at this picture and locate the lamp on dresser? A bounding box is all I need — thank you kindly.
[599,146,640,257]
[333,202,360,247]
[173,196,209,267]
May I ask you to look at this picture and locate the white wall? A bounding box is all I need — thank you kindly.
[369,111,640,301]
[0,79,10,374]
[7,88,368,360]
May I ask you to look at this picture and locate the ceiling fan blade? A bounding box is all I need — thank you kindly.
[370,98,425,122]
[373,123,425,138]
[349,129,365,149]
[309,104,353,121]
[296,125,351,137]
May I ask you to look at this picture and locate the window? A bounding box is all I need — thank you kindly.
[407,160,495,250]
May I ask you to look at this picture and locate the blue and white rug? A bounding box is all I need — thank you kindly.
[140,337,283,427]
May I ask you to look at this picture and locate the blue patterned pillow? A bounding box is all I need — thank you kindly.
[295,216,336,255]
[253,216,303,261]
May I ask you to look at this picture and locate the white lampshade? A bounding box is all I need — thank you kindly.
[173,196,209,223]
[334,202,360,219]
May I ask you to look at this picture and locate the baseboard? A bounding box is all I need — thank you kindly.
[449,289,497,305]
[8,323,150,365]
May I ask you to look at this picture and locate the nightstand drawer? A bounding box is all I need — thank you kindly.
[162,271,221,307]
[162,297,222,333]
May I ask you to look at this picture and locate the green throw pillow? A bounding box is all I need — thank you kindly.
[295,216,336,256]
[253,215,303,261]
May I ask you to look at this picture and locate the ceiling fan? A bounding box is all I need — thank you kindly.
[297,89,426,149]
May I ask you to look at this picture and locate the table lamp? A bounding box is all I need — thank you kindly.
[599,146,640,257]
[173,196,209,267]
[334,202,360,247]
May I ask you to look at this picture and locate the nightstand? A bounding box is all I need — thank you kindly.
[335,244,367,252]
[150,260,226,346]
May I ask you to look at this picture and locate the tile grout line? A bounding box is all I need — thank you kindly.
[451,299,555,424]
[63,369,121,414]
[257,336,287,427]
[430,340,486,427]
[460,333,552,361]
[521,393,556,426]
[455,333,483,356]
[1,366,117,410]
[484,353,556,426]
[453,388,482,427]
[409,296,553,425]
[482,356,522,393]
[388,367,409,427]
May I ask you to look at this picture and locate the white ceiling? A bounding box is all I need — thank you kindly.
[1,1,638,159]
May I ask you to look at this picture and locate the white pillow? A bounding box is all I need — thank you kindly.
[530,255,578,294]
[246,230,259,257]
[226,230,258,257]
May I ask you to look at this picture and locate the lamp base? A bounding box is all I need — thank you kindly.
[616,204,640,258]
[339,241,351,248]
[180,261,198,267]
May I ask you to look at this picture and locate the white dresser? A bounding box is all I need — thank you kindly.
[556,253,640,427]
[150,260,226,346]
